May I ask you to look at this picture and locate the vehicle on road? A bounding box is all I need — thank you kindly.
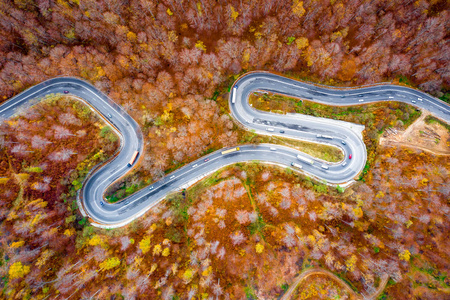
[149,186,153,190]
[358,94,363,97]
[297,155,314,165]
[266,128,274,132]
[100,201,104,206]
[170,175,175,179]
[321,164,329,170]
[389,96,394,99]
[291,162,303,169]
[63,90,69,94]
[412,100,416,103]
[317,134,333,139]
[204,158,210,162]
[341,140,346,145]
[418,98,422,101]
[231,86,238,104]
[270,147,276,151]
[127,151,139,167]
[349,154,352,159]
[340,95,345,98]
[342,162,347,167]
[221,147,240,155]
[279,130,285,133]
[192,164,198,168]
[107,113,112,118]
[358,99,364,102]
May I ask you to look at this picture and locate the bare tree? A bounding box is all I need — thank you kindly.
[52,125,73,139]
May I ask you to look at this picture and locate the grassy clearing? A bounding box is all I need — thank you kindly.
[273,136,344,162]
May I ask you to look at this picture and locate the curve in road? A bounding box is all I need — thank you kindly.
[0,73,449,228]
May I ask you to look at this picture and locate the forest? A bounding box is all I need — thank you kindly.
[0,0,449,299]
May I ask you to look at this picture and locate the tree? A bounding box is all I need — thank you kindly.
[48,149,75,162]
[212,280,223,296]
[100,257,121,270]
[9,261,30,279]
[31,135,51,149]
[230,231,246,245]
[11,144,30,156]
[235,210,250,225]
[59,113,81,126]
[138,235,151,254]
[32,181,50,192]
[52,125,73,139]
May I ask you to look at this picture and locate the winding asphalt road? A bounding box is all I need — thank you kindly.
[0,73,449,227]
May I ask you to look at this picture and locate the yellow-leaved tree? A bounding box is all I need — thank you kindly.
[139,236,152,254]
[229,5,239,22]
[100,257,120,271]
[88,235,103,246]
[9,262,30,279]
[255,243,264,253]
[292,0,305,17]
[398,250,411,262]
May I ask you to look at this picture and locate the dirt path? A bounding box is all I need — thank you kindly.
[279,267,389,300]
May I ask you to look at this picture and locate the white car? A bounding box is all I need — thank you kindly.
[270,147,276,151]
[266,128,275,132]
[342,161,347,167]
[358,99,364,102]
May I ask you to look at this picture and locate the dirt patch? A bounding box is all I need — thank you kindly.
[380,110,450,155]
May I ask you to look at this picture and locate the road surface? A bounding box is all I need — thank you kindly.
[1,73,449,227]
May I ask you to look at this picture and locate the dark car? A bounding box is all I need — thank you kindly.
[100,201,104,206]
[279,130,285,133]
[63,90,69,94]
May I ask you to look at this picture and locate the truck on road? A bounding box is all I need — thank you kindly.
[297,155,314,165]
[316,134,333,139]
[221,147,240,155]
[127,151,139,167]
[231,86,238,104]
